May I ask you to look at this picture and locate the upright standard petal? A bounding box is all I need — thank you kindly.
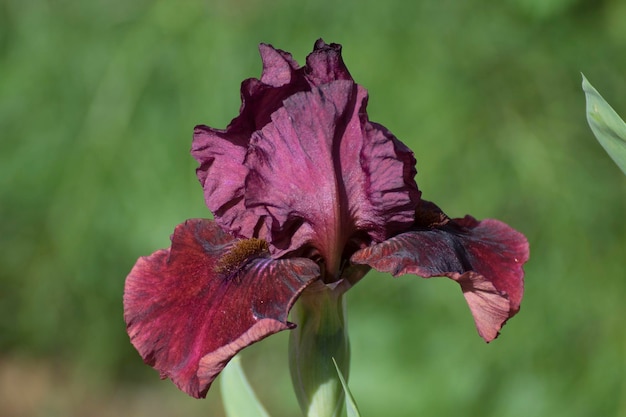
[124,219,319,398]
[351,203,529,342]
[242,80,419,276]
[192,40,353,236]
[190,40,420,259]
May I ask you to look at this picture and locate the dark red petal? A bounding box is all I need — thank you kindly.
[191,126,249,234]
[258,43,300,87]
[192,40,397,247]
[123,219,319,398]
[304,39,353,85]
[190,44,306,224]
[190,42,341,234]
[362,121,421,237]
[240,81,419,273]
[351,217,529,342]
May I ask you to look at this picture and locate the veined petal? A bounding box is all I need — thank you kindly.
[190,46,304,230]
[191,40,419,256]
[242,81,419,275]
[192,126,249,232]
[304,39,352,85]
[191,41,349,237]
[258,43,300,87]
[123,219,319,398]
[351,213,528,342]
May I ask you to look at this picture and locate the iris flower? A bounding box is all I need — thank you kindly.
[124,39,529,400]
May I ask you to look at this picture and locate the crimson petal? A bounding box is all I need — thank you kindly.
[191,41,353,238]
[123,219,319,398]
[351,216,529,342]
[242,80,419,274]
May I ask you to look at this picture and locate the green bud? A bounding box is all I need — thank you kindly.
[288,282,350,417]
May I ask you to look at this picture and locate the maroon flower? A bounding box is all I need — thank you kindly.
[123,39,529,399]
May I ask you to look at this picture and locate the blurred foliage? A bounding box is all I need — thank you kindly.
[1,0,625,416]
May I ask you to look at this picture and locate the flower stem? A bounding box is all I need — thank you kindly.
[288,283,350,417]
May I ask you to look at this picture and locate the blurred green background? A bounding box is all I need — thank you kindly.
[1,0,625,416]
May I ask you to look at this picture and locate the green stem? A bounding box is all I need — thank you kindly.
[288,282,350,417]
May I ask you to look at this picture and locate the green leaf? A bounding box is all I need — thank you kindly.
[582,74,626,176]
[220,355,271,417]
[332,357,362,417]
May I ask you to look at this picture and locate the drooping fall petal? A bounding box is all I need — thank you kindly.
[351,214,528,342]
[123,219,319,398]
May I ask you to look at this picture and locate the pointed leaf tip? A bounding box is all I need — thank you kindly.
[582,74,626,176]
[332,357,362,417]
